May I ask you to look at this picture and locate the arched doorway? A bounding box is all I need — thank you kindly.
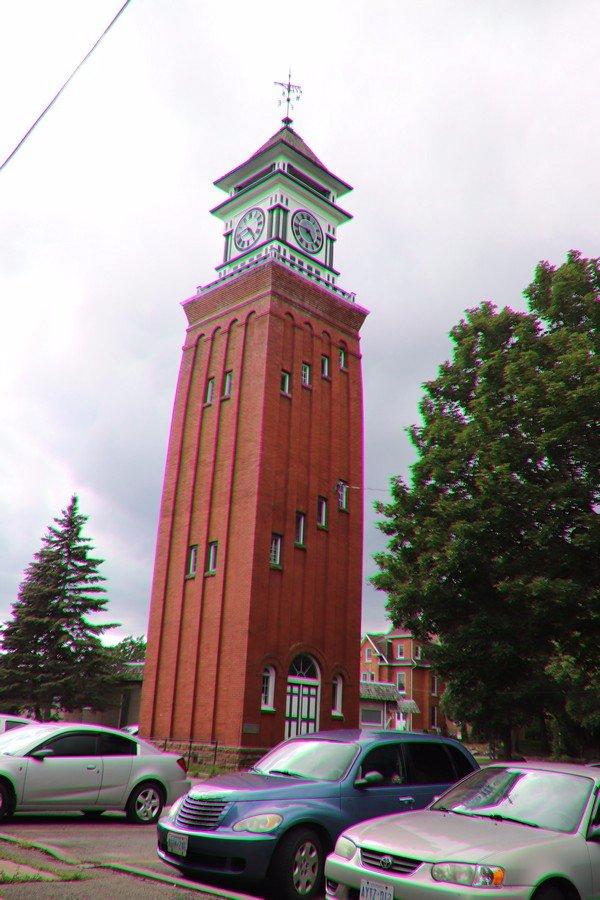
[285,654,320,739]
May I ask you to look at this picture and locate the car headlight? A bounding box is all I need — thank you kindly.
[232,814,282,833]
[431,862,505,887]
[166,795,186,820]
[334,836,357,860]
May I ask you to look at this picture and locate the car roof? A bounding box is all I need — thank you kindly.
[484,760,600,780]
[292,729,467,748]
[11,722,139,738]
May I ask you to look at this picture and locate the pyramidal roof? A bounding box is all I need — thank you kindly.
[214,120,351,195]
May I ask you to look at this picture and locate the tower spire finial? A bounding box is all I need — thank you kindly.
[274,69,302,124]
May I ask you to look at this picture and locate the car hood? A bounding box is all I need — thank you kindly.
[347,810,569,862]
[188,771,336,803]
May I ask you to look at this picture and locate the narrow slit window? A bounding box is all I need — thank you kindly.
[270,533,282,567]
[222,370,233,398]
[295,511,306,546]
[321,355,330,378]
[205,378,215,405]
[301,362,311,387]
[186,545,198,578]
[205,540,218,574]
[280,370,291,395]
[317,496,328,528]
[337,480,349,511]
[339,347,348,370]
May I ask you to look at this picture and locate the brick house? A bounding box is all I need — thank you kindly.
[359,628,447,734]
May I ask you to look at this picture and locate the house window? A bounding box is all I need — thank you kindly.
[337,480,349,511]
[270,533,282,567]
[365,647,372,662]
[280,370,291,395]
[360,707,383,726]
[301,362,311,387]
[431,675,439,696]
[414,645,422,660]
[317,496,328,528]
[205,540,218,574]
[261,666,275,710]
[397,672,406,694]
[339,346,348,370]
[294,512,306,547]
[396,642,405,660]
[361,672,368,681]
[431,705,438,728]
[321,355,330,378]
[205,378,215,405]
[222,370,233,398]
[332,675,343,715]
[186,545,198,578]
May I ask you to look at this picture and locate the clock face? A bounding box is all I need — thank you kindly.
[291,209,324,255]
[233,207,265,251]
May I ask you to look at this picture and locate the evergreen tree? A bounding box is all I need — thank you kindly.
[372,252,600,756]
[0,496,118,719]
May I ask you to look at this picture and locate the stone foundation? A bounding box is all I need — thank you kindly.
[152,740,269,772]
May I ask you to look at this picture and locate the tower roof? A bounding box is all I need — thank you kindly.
[214,122,352,197]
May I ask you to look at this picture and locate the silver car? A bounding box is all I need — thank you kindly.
[325,762,600,899]
[0,723,191,824]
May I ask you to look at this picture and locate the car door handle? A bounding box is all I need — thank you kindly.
[86,765,97,770]
[398,797,414,804]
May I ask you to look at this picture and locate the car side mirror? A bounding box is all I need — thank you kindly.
[354,770,384,789]
[29,749,54,761]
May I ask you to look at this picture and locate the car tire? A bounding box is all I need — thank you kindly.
[0,780,14,821]
[125,781,164,825]
[270,827,323,900]
[532,885,569,900]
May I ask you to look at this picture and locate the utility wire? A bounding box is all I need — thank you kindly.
[0,0,134,173]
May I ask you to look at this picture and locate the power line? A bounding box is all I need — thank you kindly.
[0,0,134,173]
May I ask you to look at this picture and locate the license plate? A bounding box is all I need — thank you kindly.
[167,832,188,857]
[359,879,394,900]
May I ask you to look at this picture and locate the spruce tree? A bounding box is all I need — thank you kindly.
[0,496,118,719]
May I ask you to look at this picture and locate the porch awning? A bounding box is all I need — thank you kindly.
[398,698,420,715]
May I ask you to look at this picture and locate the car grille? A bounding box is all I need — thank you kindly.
[175,796,230,830]
[361,847,422,875]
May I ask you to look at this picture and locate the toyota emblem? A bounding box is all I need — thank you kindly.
[380,855,393,870]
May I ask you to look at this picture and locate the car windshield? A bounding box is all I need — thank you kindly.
[432,766,594,833]
[0,725,60,756]
[253,739,359,782]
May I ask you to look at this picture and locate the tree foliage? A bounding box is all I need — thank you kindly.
[373,252,599,754]
[0,496,119,720]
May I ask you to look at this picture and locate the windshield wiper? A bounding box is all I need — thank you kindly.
[434,807,474,816]
[267,768,307,778]
[485,813,539,828]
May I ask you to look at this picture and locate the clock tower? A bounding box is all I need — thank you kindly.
[140,117,368,765]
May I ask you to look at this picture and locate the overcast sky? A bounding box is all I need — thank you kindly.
[2,0,599,643]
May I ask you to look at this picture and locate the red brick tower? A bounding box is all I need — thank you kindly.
[140,119,368,758]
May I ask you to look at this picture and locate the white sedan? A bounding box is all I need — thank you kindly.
[325,761,600,899]
[0,723,191,824]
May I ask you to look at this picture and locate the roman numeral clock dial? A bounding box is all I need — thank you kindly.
[234,207,266,251]
[291,209,324,254]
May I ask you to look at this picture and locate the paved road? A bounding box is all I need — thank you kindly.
[0,811,265,899]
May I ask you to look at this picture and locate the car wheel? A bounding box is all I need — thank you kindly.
[0,781,14,820]
[81,810,105,819]
[270,827,323,899]
[125,782,164,825]
[532,885,569,900]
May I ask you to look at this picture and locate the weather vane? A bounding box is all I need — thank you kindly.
[274,70,302,124]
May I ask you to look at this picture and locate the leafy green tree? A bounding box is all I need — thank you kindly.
[0,496,118,720]
[373,252,599,756]
[108,635,146,677]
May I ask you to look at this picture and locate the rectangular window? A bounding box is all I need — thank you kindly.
[431,705,438,728]
[186,545,198,578]
[339,347,348,370]
[396,642,405,660]
[337,480,349,511]
[361,672,368,681]
[317,496,328,528]
[294,511,306,546]
[301,362,311,387]
[431,675,439,696]
[205,540,218,574]
[280,370,291,395]
[270,533,282,567]
[397,672,406,693]
[222,370,233,397]
[365,647,372,662]
[321,354,330,378]
[414,645,422,660]
[205,377,215,405]
[360,707,383,726]
[332,676,343,714]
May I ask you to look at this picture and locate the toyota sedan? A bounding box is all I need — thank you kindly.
[325,761,600,900]
[0,723,191,824]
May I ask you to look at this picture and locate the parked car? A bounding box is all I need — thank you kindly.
[0,723,190,824]
[121,724,139,736]
[0,714,37,733]
[325,761,600,900]
[157,729,477,899]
